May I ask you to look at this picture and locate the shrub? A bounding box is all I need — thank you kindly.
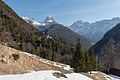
[12,54,20,60]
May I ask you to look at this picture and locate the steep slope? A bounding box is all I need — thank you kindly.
[69,17,120,42]
[0,0,43,51]
[92,23,120,71]
[23,16,57,31]
[0,0,74,65]
[0,1,40,34]
[46,24,93,49]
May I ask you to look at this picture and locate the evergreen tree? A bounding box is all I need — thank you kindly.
[51,52,56,61]
[0,39,2,44]
[0,17,1,25]
[72,39,85,72]
[89,49,96,71]
[47,42,52,60]
[84,51,92,72]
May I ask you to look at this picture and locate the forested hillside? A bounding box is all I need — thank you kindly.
[92,23,120,71]
[46,24,93,50]
[0,0,73,64]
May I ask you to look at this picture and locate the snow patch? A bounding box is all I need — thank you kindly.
[91,71,98,74]
[39,58,73,71]
[20,51,72,71]
[19,52,38,58]
[0,70,93,80]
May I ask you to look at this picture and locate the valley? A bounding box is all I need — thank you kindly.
[0,0,120,80]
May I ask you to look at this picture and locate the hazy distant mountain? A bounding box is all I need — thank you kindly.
[92,23,120,71]
[69,17,120,42]
[46,24,93,49]
[22,16,57,31]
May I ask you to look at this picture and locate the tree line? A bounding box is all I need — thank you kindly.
[71,39,96,72]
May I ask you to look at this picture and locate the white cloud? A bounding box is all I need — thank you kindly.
[28,3,58,11]
[40,3,58,9]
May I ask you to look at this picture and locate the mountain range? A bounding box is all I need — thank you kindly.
[46,24,93,49]
[23,16,93,49]
[1,0,120,79]
[69,17,120,42]
[23,16,120,43]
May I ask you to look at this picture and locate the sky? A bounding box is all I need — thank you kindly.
[2,0,120,25]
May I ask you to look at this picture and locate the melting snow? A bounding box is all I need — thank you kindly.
[39,58,73,71]
[20,52,38,57]
[20,51,72,71]
[0,70,93,80]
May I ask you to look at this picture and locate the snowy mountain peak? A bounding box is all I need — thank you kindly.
[112,17,120,20]
[69,17,120,42]
[47,16,53,18]
[22,16,57,31]
[44,16,56,23]
[22,17,29,20]
[22,16,42,26]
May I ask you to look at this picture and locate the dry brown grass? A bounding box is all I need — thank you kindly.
[0,45,73,75]
[0,45,114,80]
